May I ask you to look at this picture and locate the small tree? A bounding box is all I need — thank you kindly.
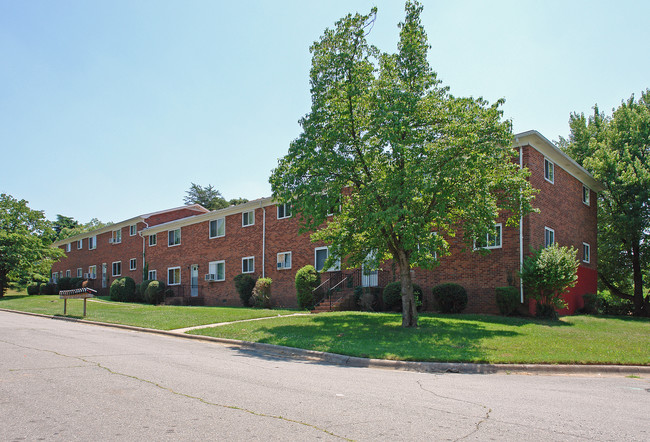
[252,277,272,308]
[520,244,579,318]
[295,265,321,309]
[234,273,257,307]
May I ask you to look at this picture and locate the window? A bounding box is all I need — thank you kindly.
[208,261,226,282]
[168,229,181,247]
[167,267,181,285]
[277,203,291,219]
[242,210,255,227]
[88,236,96,250]
[148,270,157,280]
[475,224,502,250]
[277,252,292,270]
[242,256,255,273]
[77,239,83,249]
[583,185,590,206]
[583,243,590,263]
[209,218,225,238]
[111,229,122,244]
[130,258,137,271]
[544,158,554,183]
[112,261,122,277]
[130,224,137,236]
[544,227,555,248]
[149,234,157,246]
[66,243,71,252]
[315,247,340,272]
[77,268,82,278]
[65,270,71,277]
[89,265,97,279]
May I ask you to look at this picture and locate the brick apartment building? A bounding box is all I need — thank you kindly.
[51,131,602,314]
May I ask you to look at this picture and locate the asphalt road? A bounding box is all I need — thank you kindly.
[1,311,648,441]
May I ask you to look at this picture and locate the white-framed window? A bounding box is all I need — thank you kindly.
[148,270,157,280]
[583,185,590,206]
[277,203,292,219]
[112,261,122,277]
[168,229,181,247]
[277,252,292,270]
[544,158,554,183]
[88,236,97,250]
[167,267,181,285]
[66,243,71,252]
[89,265,97,279]
[242,210,255,227]
[544,227,555,248]
[149,234,157,246]
[65,270,71,277]
[315,246,340,272]
[77,268,82,278]
[583,243,590,263]
[209,218,225,238]
[130,224,137,236]
[208,260,226,282]
[242,256,255,273]
[129,258,137,271]
[111,229,122,244]
[77,239,83,249]
[475,224,502,250]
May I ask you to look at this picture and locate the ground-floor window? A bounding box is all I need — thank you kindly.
[148,270,157,280]
[130,258,137,271]
[112,262,121,277]
[77,268,82,278]
[168,267,181,285]
[208,261,225,281]
[242,256,255,274]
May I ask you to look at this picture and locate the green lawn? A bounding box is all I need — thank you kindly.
[0,292,296,330]
[189,311,650,365]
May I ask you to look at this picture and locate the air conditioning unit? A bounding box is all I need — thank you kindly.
[205,273,216,281]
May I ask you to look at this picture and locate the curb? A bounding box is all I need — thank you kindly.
[2,308,649,377]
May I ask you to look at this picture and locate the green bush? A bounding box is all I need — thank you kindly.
[252,277,272,308]
[70,277,84,289]
[535,301,558,320]
[432,283,468,313]
[295,265,320,310]
[27,283,40,296]
[234,273,257,307]
[496,286,520,316]
[355,286,380,311]
[58,277,74,291]
[600,291,634,316]
[40,282,58,295]
[139,280,153,297]
[143,280,166,305]
[382,281,423,311]
[580,293,601,315]
[110,277,136,302]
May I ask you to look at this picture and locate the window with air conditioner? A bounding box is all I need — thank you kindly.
[208,261,225,282]
[277,252,292,270]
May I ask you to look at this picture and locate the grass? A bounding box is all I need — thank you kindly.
[189,311,650,365]
[0,291,296,330]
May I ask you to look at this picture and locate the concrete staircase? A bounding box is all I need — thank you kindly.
[311,292,353,313]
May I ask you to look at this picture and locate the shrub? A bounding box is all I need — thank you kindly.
[382,281,423,311]
[496,286,520,316]
[580,292,601,315]
[58,277,74,291]
[139,280,153,297]
[252,277,272,308]
[234,273,257,307]
[520,244,578,317]
[535,302,558,320]
[143,280,166,305]
[355,286,379,311]
[432,283,468,313]
[70,277,84,289]
[110,277,136,302]
[40,282,58,295]
[27,283,40,296]
[295,265,321,310]
[600,291,634,316]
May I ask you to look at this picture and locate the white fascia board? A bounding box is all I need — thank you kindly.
[52,216,144,247]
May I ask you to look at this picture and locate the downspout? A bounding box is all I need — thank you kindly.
[140,218,149,282]
[518,143,524,303]
[261,201,266,278]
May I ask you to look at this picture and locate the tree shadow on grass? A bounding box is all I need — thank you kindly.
[420,313,575,328]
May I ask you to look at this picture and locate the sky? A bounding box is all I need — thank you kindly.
[1,0,648,224]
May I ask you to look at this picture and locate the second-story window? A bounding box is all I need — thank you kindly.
[112,229,122,244]
[544,158,554,183]
[242,210,255,227]
[277,203,291,219]
[168,229,181,247]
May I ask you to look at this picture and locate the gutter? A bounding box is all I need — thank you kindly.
[518,140,524,303]
[261,200,266,278]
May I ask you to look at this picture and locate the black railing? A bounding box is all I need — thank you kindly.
[164,284,204,305]
[313,268,391,309]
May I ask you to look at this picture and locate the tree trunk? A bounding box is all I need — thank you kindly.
[631,243,648,317]
[397,250,418,327]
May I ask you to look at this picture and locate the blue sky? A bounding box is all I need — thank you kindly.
[1,1,648,224]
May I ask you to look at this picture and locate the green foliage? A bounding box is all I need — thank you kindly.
[58,277,74,291]
[26,283,40,296]
[354,286,380,311]
[520,244,578,314]
[432,283,468,313]
[139,279,153,297]
[382,281,423,311]
[252,277,272,308]
[496,286,520,316]
[580,293,601,315]
[535,302,558,320]
[39,282,58,296]
[110,277,136,302]
[269,1,535,327]
[561,90,650,316]
[295,265,321,310]
[143,280,166,305]
[599,290,634,316]
[234,273,257,307]
[57,218,113,241]
[0,194,64,296]
[183,183,249,211]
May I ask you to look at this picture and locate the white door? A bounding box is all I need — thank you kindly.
[190,264,199,297]
[101,263,108,288]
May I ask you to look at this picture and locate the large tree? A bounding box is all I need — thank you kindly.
[184,183,248,211]
[58,218,113,240]
[0,194,64,295]
[270,1,534,327]
[561,90,650,316]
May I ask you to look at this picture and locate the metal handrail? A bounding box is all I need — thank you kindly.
[327,275,349,309]
[312,278,330,293]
